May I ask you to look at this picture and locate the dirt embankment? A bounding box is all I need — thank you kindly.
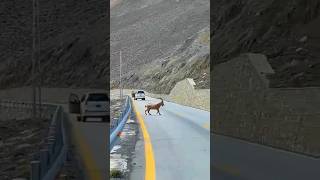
[0,111,50,179]
[211,0,320,88]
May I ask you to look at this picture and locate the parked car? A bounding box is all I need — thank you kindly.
[135,90,145,100]
[69,92,109,122]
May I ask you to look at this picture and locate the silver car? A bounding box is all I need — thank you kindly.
[79,92,109,122]
[69,92,110,121]
[135,90,145,100]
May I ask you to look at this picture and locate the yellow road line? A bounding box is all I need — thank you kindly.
[72,118,103,180]
[132,99,156,180]
[203,122,210,130]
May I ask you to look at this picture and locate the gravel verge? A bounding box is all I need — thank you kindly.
[0,114,49,179]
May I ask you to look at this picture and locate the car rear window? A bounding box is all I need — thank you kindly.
[137,91,144,94]
[87,93,109,101]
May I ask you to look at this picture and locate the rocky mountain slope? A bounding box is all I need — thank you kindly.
[3,0,319,91]
[110,0,210,93]
[0,0,109,89]
[118,27,209,94]
[212,0,320,88]
[1,0,209,94]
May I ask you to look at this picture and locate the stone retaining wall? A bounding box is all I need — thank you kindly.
[213,53,320,157]
[145,78,210,111]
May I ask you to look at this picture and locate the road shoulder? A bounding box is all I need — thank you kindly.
[131,99,156,180]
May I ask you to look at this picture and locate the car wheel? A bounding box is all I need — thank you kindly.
[102,116,109,122]
[142,98,145,100]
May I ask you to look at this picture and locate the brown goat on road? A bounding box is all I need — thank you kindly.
[145,98,164,115]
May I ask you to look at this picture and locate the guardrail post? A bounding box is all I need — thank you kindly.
[48,140,55,165]
[40,149,49,178]
[31,160,40,180]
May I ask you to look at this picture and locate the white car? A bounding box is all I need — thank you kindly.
[79,92,109,122]
[135,90,145,100]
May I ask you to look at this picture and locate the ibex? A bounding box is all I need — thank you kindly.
[145,98,164,115]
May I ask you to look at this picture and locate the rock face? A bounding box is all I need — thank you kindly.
[0,0,108,89]
[211,0,320,88]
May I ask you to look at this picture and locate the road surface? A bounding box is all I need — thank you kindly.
[212,134,320,180]
[130,96,320,180]
[131,96,210,180]
[64,104,108,180]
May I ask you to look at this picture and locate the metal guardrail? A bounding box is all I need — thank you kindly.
[110,96,129,130]
[0,100,55,119]
[110,96,132,151]
[37,105,67,180]
[0,100,67,180]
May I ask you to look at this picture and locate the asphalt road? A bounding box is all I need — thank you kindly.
[131,96,320,180]
[212,134,320,180]
[131,96,210,180]
[64,104,108,180]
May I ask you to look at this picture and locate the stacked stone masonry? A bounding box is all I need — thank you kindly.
[213,53,320,157]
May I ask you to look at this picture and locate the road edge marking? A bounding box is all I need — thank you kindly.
[203,122,210,130]
[132,99,156,180]
[71,117,103,180]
